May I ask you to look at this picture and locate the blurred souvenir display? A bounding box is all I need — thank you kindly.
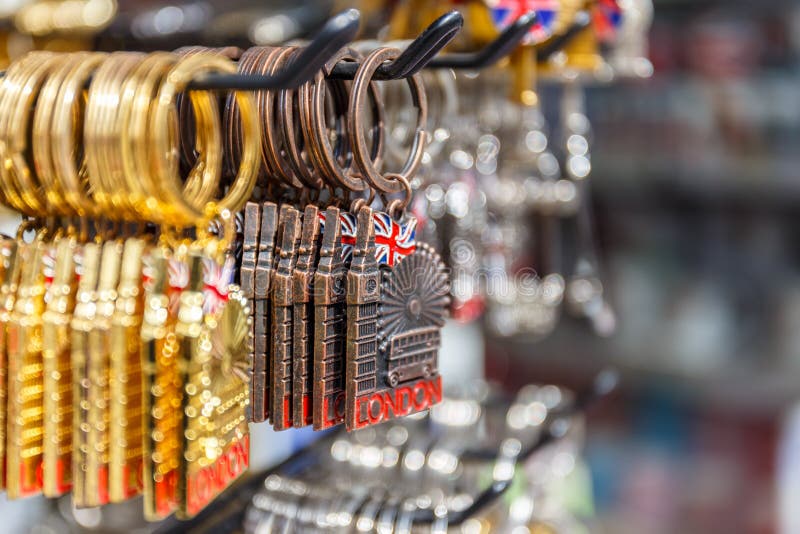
[0,0,795,533]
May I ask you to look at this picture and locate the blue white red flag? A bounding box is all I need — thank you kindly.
[490,0,559,44]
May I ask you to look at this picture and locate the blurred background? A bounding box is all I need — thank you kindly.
[0,0,797,532]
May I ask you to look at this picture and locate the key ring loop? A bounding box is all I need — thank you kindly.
[382,172,413,219]
[258,46,306,190]
[302,47,386,195]
[120,52,180,223]
[278,48,325,191]
[150,53,260,228]
[349,47,428,194]
[32,52,78,217]
[0,52,63,216]
[85,51,146,219]
[224,46,277,186]
[48,52,107,218]
[175,46,243,177]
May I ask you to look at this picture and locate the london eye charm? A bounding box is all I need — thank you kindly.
[345,207,450,431]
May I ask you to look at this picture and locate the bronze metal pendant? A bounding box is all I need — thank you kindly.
[252,202,278,423]
[312,207,350,430]
[241,202,261,422]
[292,204,321,427]
[345,208,450,431]
[270,207,300,430]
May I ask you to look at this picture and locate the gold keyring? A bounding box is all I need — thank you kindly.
[11,53,73,216]
[150,53,260,227]
[32,52,81,216]
[0,52,62,216]
[0,53,50,213]
[119,52,182,223]
[85,51,145,219]
[127,51,225,223]
[50,52,107,218]
[349,47,428,194]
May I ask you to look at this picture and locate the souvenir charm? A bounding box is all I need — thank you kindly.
[241,202,261,421]
[292,204,321,426]
[6,240,46,498]
[42,237,78,496]
[345,208,449,430]
[109,237,147,502]
[0,239,21,491]
[270,207,300,430]
[85,240,123,506]
[312,208,352,430]
[70,242,101,507]
[141,250,186,520]
[177,251,250,518]
[252,202,278,423]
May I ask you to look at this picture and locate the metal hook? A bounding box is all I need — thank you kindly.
[328,11,464,81]
[427,11,539,70]
[187,9,362,90]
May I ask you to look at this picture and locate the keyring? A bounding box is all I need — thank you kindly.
[259,46,306,190]
[150,53,260,227]
[85,51,145,219]
[48,52,107,218]
[349,47,427,194]
[1,52,66,216]
[32,52,85,216]
[124,51,224,223]
[176,46,243,177]
[382,173,413,219]
[278,47,325,191]
[301,47,387,194]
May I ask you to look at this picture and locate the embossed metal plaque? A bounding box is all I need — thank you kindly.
[292,204,321,427]
[345,209,450,431]
[252,202,278,423]
[270,207,300,431]
[312,208,349,430]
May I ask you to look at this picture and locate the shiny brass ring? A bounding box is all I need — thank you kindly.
[150,53,260,227]
[1,52,64,216]
[49,52,107,217]
[85,51,145,218]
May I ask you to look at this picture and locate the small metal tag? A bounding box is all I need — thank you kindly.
[292,204,321,427]
[270,207,300,431]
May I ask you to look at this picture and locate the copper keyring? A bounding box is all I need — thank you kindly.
[260,46,305,190]
[278,48,324,192]
[224,47,266,180]
[349,47,427,194]
[301,47,386,194]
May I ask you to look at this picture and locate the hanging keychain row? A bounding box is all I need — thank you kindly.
[0,45,450,521]
[230,45,450,433]
[0,49,260,518]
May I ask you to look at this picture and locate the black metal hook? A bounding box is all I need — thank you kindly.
[187,8,361,90]
[427,11,538,70]
[327,10,464,81]
[537,10,592,62]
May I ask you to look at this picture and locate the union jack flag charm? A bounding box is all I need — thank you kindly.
[201,255,235,317]
[372,212,416,267]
